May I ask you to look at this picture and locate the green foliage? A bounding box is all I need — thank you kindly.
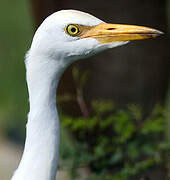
[0,0,33,142]
[59,66,170,179]
[60,102,169,179]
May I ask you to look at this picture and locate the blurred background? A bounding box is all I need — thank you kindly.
[0,0,170,179]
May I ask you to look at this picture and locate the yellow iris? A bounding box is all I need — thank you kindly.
[65,24,80,36]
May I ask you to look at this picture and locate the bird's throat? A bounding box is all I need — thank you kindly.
[12,55,65,180]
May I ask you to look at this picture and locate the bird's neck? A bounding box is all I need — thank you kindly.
[12,55,66,180]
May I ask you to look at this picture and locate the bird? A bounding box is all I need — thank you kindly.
[11,9,162,180]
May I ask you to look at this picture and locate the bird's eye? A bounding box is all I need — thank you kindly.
[65,24,80,36]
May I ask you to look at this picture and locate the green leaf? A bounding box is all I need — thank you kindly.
[141,118,165,135]
[91,100,115,115]
[72,66,80,83]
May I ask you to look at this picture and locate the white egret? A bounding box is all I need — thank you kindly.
[11,10,162,180]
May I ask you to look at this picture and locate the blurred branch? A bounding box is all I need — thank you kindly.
[72,66,89,119]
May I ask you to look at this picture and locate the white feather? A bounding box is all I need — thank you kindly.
[11,10,128,180]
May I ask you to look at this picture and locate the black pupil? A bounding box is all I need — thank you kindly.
[71,27,77,33]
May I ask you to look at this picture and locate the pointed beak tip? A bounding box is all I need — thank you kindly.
[155,30,164,36]
[146,29,164,39]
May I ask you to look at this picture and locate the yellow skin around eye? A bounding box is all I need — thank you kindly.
[65,23,162,42]
[65,24,80,36]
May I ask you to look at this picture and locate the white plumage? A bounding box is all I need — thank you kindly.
[11,10,161,180]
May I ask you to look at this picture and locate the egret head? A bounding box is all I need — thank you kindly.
[30,10,162,67]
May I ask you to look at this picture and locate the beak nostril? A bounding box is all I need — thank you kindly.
[107,28,116,30]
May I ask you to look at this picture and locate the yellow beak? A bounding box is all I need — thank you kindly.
[80,23,163,43]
